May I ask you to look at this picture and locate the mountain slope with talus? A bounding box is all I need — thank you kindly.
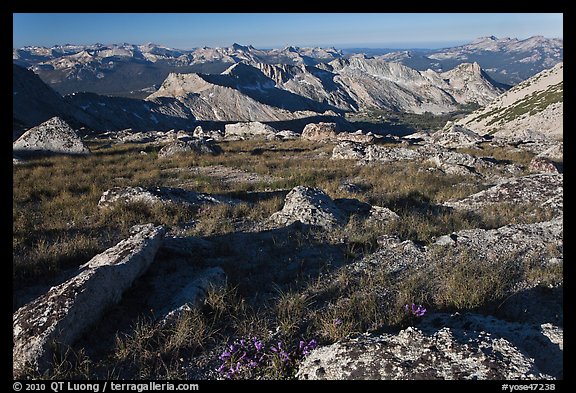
[325,58,503,114]
[149,59,504,120]
[146,65,335,122]
[13,63,196,133]
[456,62,563,141]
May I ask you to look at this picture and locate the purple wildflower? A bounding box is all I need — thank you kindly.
[271,342,283,353]
[217,336,320,379]
[302,339,318,356]
[405,303,427,318]
[280,350,290,362]
[253,338,264,352]
[334,318,343,326]
[219,350,231,361]
[412,304,427,317]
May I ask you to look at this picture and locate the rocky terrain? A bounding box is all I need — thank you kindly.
[13,115,562,379]
[457,62,563,141]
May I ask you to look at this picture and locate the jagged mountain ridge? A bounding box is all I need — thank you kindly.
[13,42,343,68]
[326,58,503,113]
[13,43,344,98]
[13,36,561,97]
[457,62,563,141]
[146,66,338,122]
[379,35,562,85]
[148,59,504,120]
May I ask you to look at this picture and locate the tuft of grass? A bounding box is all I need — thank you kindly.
[456,143,536,168]
[430,247,520,310]
[315,305,356,341]
[275,289,313,337]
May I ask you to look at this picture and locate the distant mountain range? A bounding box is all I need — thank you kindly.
[13,64,195,139]
[13,54,503,135]
[13,36,562,98]
[378,36,562,85]
[12,43,343,98]
[12,36,563,139]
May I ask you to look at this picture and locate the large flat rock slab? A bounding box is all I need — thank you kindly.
[443,173,563,215]
[13,224,166,378]
[297,315,557,380]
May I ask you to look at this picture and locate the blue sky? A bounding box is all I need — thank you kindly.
[13,13,563,49]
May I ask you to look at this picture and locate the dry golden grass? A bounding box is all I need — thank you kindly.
[13,137,562,379]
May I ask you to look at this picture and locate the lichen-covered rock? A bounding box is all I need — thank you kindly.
[13,117,90,155]
[13,156,24,165]
[224,121,277,140]
[430,122,485,148]
[276,130,300,140]
[432,216,563,259]
[332,141,366,160]
[528,156,560,174]
[536,143,563,162]
[336,130,375,144]
[13,224,166,378]
[301,122,337,142]
[157,138,222,158]
[443,173,563,215]
[268,186,346,229]
[332,141,422,162]
[98,186,234,209]
[119,131,157,144]
[367,205,401,223]
[297,313,559,380]
[192,126,225,141]
[425,150,493,176]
